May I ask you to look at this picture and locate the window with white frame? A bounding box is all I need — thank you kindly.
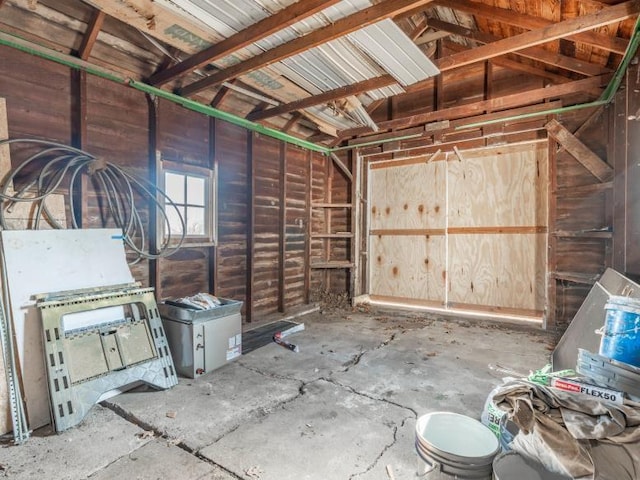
[160,160,216,246]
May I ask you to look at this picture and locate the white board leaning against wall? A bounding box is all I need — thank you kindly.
[366,140,548,321]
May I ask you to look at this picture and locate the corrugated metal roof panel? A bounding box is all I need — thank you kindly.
[348,19,440,86]
[158,0,438,132]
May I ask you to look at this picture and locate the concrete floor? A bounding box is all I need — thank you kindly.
[0,308,553,479]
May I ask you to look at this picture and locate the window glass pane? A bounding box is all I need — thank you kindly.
[186,206,205,235]
[165,172,185,203]
[187,176,206,206]
[164,206,185,235]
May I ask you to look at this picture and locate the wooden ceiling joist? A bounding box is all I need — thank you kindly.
[435,0,631,55]
[209,84,233,109]
[77,9,106,60]
[247,76,397,121]
[436,1,639,73]
[339,73,610,137]
[430,19,611,77]
[179,0,436,97]
[282,112,302,133]
[148,0,341,87]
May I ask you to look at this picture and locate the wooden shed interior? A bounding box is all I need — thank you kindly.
[1,0,640,339]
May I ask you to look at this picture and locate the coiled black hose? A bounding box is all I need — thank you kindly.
[0,139,185,262]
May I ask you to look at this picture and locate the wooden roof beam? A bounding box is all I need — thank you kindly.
[77,9,106,60]
[338,73,610,136]
[179,0,436,97]
[435,0,632,55]
[435,1,639,73]
[443,40,573,84]
[246,76,397,121]
[430,19,611,77]
[148,0,342,86]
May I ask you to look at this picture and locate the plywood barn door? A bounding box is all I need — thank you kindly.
[367,141,548,319]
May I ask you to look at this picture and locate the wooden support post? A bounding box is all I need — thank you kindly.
[0,98,10,183]
[350,149,359,298]
[71,69,88,228]
[209,116,218,295]
[246,132,254,322]
[147,94,161,299]
[434,39,444,112]
[304,149,312,304]
[545,126,558,330]
[278,141,287,312]
[434,39,444,144]
[324,155,333,289]
[360,154,370,296]
[611,86,627,271]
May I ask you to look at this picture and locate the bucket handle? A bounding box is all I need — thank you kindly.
[417,460,441,477]
[595,326,640,336]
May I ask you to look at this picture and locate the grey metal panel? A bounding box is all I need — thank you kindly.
[552,268,640,371]
[38,287,178,433]
[162,312,241,378]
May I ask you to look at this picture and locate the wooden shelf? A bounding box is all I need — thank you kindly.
[311,233,354,238]
[311,262,354,269]
[311,203,352,208]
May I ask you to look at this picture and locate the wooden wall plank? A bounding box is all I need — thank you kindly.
[216,121,249,307]
[285,146,309,306]
[252,134,281,316]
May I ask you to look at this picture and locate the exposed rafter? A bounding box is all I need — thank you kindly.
[148,0,341,86]
[435,0,631,55]
[247,76,397,122]
[435,1,639,72]
[77,9,105,60]
[179,0,436,97]
[210,82,234,109]
[429,18,611,77]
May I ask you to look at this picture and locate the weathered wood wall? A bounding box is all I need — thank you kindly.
[0,45,328,323]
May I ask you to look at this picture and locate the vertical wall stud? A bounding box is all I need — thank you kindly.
[304,149,312,304]
[246,132,255,322]
[209,116,218,295]
[278,142,287,312]
[147,94,160,299]
[545,119,558,330]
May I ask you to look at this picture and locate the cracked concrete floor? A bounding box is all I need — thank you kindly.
[0,309,552,479]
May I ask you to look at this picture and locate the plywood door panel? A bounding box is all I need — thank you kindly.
[369,235,446,302]
[370,160,446,231]
[447,233,546,311]
[448,143,548,228]
[366,141,548,318]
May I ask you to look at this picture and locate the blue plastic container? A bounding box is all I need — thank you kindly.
[599,296,640,367]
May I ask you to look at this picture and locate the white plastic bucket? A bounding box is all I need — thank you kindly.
[415,412,500,479]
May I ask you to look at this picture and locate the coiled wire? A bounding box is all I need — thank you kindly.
[0,139,185,263]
